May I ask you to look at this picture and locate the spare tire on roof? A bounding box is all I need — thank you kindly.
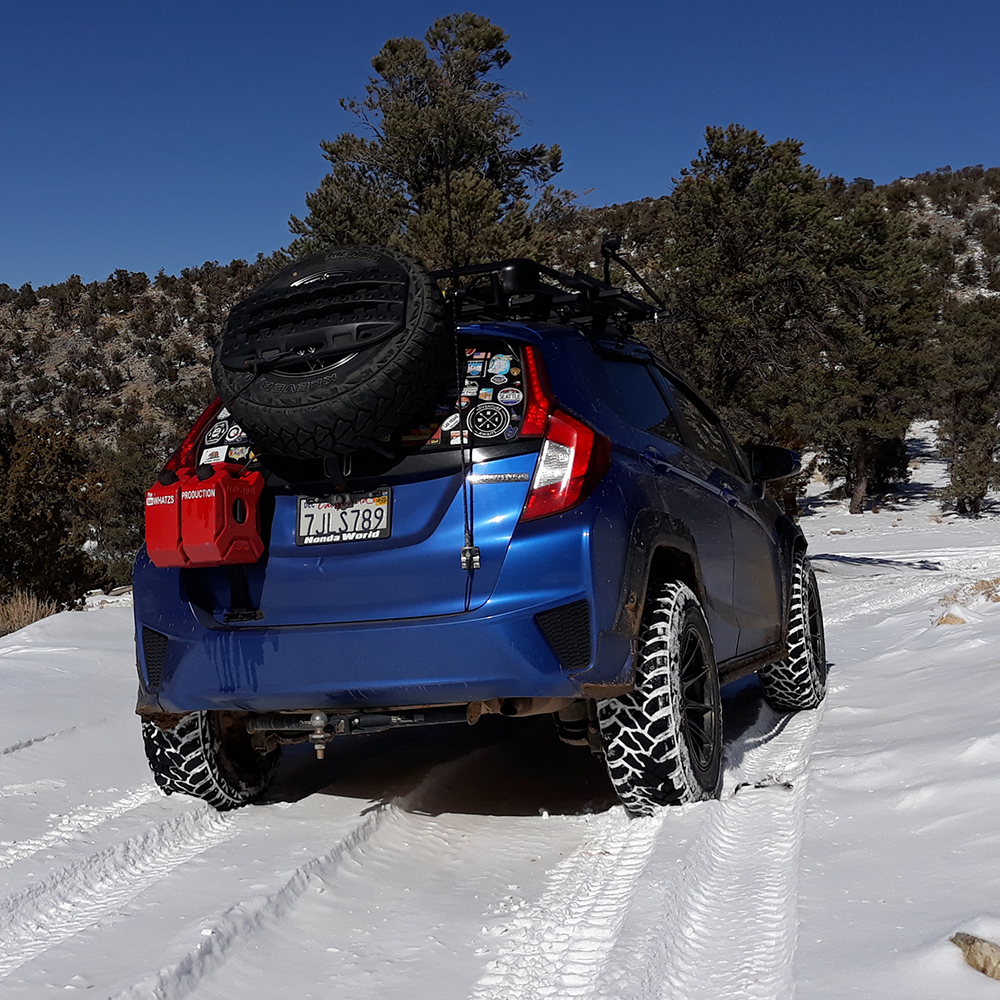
[211,246,450,458]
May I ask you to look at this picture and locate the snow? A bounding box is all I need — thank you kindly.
[4,422,1000,998]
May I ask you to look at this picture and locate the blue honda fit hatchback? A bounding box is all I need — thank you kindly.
[134,256,826,816]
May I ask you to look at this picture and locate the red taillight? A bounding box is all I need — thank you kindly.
[161,397,224,474]
[519,345,556,437]
[520,409,612,522]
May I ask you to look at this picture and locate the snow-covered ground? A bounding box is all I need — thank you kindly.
[4,424,1000,999]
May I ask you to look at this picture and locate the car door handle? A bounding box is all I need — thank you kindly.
[720,487,739,507]
[641,447,671,473]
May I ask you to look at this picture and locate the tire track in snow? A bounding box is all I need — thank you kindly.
[108,804,391,1000]
[0,784,161,869]
[468,808,664,999]
[0,804,239,977]
[816,545,1000,626]
[0,727,76,756]
[603,707,819,1000]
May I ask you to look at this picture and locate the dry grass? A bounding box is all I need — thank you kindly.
[940,577,1000,606]
[933,577,1000,625]
[934,611,967,626]
[0,590,59,637]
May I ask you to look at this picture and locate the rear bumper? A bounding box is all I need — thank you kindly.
[133,503,633,712]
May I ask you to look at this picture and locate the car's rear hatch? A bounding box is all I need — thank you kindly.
[187,333,539,626]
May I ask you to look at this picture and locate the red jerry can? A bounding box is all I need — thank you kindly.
[180,463,265,567]
[144,471,192,568]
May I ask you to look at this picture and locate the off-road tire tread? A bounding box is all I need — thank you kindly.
[212,246,451,458]
[142,712,277,811]
[758,552,827,712]
[598,581,723,816]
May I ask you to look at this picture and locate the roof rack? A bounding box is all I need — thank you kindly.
[429,243,664,335]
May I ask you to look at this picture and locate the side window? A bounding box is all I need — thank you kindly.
[660,374,742,476]
[596,357,683,444]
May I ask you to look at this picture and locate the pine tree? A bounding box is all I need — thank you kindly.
[649,125,839,443]
[642,125,939,512]
[0,419,104,604]
[284,14,569,269]
[809,189,938,512]
[936,297,1000,513]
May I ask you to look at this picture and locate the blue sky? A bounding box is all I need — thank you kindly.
[2,0,998,287]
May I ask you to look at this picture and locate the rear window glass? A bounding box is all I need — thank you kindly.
[196,407,255,466]
[402,337,528,450]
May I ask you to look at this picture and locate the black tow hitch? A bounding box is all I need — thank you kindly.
[246,706,469,758]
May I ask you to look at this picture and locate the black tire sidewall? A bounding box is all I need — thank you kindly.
[142,711,278,811]
[758,553,828,712]
[211,247,450,457]
[599,582,723,814]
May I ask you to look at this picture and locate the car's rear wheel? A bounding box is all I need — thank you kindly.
[598,581,723,816]
[142,711,280,811]
[758,552,827,711]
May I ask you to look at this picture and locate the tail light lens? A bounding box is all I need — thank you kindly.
[518,347,611,522]
[159,398,224,478]
[519,345,555,437]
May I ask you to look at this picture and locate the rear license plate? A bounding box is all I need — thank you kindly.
[296,488,392,545]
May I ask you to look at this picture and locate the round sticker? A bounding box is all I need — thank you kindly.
[490,375,507,385]
[468,402,511,438]
[205,421,228,446]
[441,413,460,431]
[226,423,247,443]
[498,388,523,406]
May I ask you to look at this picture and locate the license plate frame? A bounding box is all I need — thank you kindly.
[295,488,392,546]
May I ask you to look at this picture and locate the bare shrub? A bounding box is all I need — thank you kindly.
[0,590,59,637]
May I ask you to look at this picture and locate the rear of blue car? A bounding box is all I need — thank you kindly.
[133,250,822,816]
[134,324,634,718]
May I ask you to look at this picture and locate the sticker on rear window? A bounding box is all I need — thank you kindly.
[200,446,227,464]
[498,388,522,406]
[205,421,228,446]
[469,402,510,438]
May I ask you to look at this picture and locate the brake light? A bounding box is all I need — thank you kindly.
[160,397,224,475]
[520,409,611,521]
[519,345,555,437]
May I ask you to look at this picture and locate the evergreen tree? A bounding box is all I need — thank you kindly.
[649,125,840,443]
[646,125,938,512]
[88,420,169,585]
[936,297,1000,513]
[284,13,569,269]
[809,189,937,511]
[0,419,104,604]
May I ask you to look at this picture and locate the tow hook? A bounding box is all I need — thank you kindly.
[309,712,328,759]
